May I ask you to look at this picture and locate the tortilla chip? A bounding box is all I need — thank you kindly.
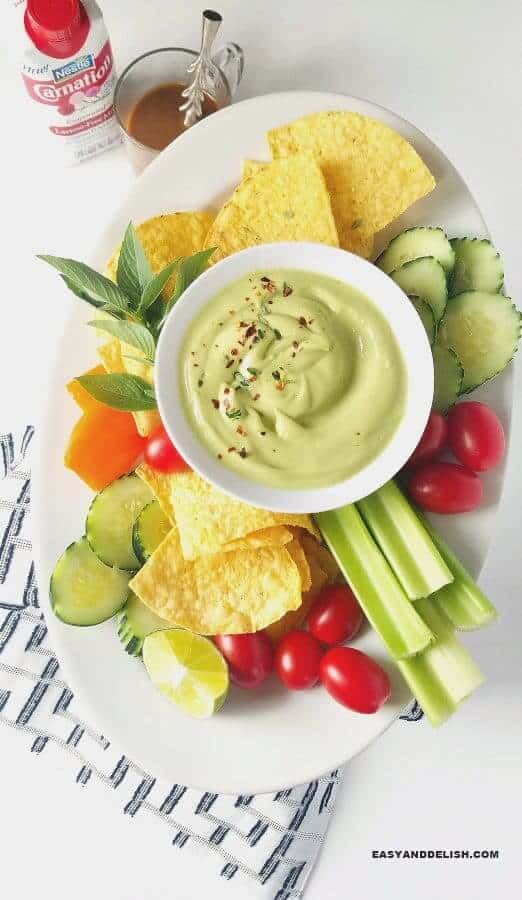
[136,463,177,522]
[301,533,341,583]
[224,526,293,553]
[104,211,214,296]
[265,549,328,644]
[170,470,320,560]
[268,111,435,251]
[285,536,311,592]
[97,339,124,373]
[129,525,302,633]
[204,155,339,264]
[241,159,267,178]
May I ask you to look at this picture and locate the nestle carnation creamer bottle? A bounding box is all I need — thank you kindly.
[21,0,121,164]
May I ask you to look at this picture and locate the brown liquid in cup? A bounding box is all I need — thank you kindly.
[127,82,220,151]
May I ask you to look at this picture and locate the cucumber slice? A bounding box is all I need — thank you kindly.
[449,238,504,296]
[377,227,455,275]
[438,291,521,393]
[132,501,171,565]
[390,257,448,324]
[410,295,435,345]
[50,537,130,626]
[86,474,153,571]
[432,345,463,413]
[118,591,168,656]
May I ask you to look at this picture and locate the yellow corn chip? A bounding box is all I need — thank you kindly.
[241,159,267,178]
[224,526,293,553]
[268,111,434,252]
[97,339,124,373]
[170,470,320,560]
[285,536,312,592]
[300,533,341,583]
[104,211,214,294]
[204,155,339,264]
[129,525,302,633]
[136,463,176,522]
[265,547,328,644]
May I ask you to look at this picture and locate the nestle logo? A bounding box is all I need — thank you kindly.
[52,54,94,82]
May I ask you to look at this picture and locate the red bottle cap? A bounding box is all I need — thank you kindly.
[24,0,90,59]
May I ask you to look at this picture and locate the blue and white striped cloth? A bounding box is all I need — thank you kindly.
[0,426,421,898]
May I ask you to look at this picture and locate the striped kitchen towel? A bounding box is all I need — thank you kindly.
[0,425,421,899]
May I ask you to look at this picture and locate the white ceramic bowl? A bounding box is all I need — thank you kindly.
[155,242,433,512]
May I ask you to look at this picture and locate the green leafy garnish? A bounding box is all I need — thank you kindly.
[247,367,259,376]
[233,371,250,389]
[38,255,130,313]
[225,408,242,419]
[39,225,215,412]
[76,373,157,411]
[116,222,154,306]
[89,319,156,362]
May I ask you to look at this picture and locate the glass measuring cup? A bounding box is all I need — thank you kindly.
[114,45,244,174]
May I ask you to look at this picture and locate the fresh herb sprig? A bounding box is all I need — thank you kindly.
[39,225,215,411]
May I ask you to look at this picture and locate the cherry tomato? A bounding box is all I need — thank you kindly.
[320,647,391,714]
[307,584,363,646]
[144,425,189,474]
[275,631,323,690]
[447,402,505,472]
[213,633,273,689]
[405,411,448,468]
[408,461,483,513]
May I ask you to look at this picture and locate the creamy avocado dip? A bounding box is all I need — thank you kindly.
[179,269,407,489]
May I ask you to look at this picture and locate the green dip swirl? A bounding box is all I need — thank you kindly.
[179,269,407,489]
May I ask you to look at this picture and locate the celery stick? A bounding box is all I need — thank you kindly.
[398,598,484,726]
[357,481,452,600]
[422,516,498,630]
[315,506,433,660]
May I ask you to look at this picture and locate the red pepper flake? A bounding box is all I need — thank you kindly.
[283,282,293,297]
[211,399,219,409]
[298,316,307,326]
[245,324,256,338]
[260,276,276,291]
[253,393,260,401]
[228,446,236,453]
[224,387,230,395]
[275,381,284,392]
[225,359,234,368]
[236,425,246,436]
[292,340,299,349]
[239,321,248,327]
[230,348,238,356]
[217,453,223,460]
[291,352,296,358]
[239,447,248,459]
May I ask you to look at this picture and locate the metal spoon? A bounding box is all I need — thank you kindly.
[180,9,223,128]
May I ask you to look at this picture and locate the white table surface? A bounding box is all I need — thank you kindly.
[1,1,521,897]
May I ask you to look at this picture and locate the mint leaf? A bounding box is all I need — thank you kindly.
[169,248,216,304]
[140,258,180,311]
[39,255,130,313]
[88,319,156,361]
[116,223,153,306]
[76,373,157,411]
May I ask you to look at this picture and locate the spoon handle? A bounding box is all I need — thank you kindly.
[199,9,222,59]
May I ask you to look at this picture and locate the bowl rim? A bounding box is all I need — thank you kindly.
[154,242,433,513]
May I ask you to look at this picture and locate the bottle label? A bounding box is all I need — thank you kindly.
[16,0,122,165]
[22,40,113,110]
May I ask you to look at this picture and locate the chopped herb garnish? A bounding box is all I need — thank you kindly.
[272,370,281,381]
[197,378,204,387]
[233,370,250,389]
[260,431,266,436]
[247,367,259,376]
[226,408,242,420]
[238,447,248,459]
[211,398,219,409]
[273,328,282,340]
[217,453,222,459]
[298,316,307,326]
[282,282,293,297]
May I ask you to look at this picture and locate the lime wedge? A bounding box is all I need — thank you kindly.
[142,629,229,718]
